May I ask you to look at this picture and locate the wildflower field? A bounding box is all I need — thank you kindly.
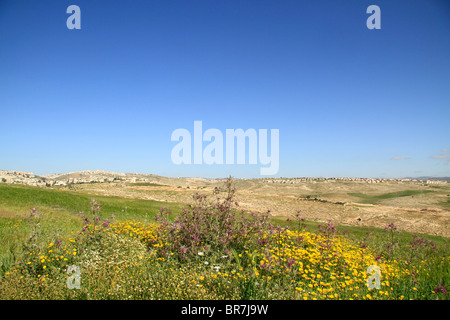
[0,179,448,300]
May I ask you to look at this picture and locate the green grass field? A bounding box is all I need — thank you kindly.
[348,190,435,204]
[0,184,183,221]
[128,182,167,187]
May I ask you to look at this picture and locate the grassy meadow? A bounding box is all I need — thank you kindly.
[347,190,435,205]
[0,180,448,300]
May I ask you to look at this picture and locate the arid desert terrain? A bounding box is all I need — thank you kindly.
[29,172,448,238]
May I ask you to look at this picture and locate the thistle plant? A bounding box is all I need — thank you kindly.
[77,199,111,245]
[22,207,44,253]
[384,222,399,260]
[155,177,279,262]
[294,210,306,231]
[408,234,437,264]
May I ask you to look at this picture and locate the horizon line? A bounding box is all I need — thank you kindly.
[1,169,449,181]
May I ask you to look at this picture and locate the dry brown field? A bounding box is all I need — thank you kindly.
[61,177,450,237]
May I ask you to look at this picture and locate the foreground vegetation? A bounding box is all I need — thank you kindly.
[0,180,448,300]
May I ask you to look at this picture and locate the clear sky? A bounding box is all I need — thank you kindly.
[1,0,449,178]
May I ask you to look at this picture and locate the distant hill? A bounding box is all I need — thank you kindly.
[0,170,164,187]
[405,176,450,181]
[2,169,450,187]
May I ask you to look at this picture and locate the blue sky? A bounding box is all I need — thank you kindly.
[0,0,449,178]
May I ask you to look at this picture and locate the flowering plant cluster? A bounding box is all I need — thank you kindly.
[153,177,280,261]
